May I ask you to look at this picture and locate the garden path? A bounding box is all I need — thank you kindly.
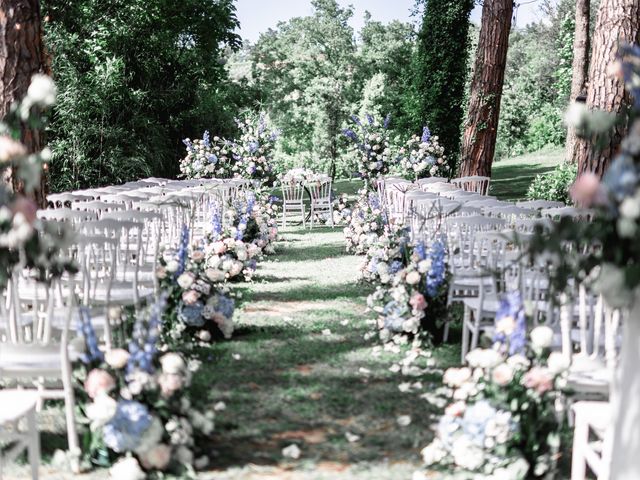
[199,227,447,479]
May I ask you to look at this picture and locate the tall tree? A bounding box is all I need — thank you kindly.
[460,0,514,178]
[565,0,590,164]
[0,0,47,204]
[575,0,640,176]
[407,0,474,170]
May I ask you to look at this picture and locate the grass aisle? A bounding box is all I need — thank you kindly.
[201,227,435,479]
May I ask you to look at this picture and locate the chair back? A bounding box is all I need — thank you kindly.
[451,176,491,195]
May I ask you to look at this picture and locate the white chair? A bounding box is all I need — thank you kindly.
[0,390,40,479]
[464,199,512,209]
[420,182,459,194]
[37,209,98,226]
[0,270,79,466]
[416,177,448,185]
[451,176,491,195]
[571,401,612,480]
[308,178,333,228]
[516,199,565,210]
[46,192,94,208]
[281,182,306,228]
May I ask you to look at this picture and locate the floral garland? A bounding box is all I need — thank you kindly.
[342,113,392,190]
[395,126,448,180]
[366,230,448,341]
[180,131,234,179]
[342,189,387,255]
[156,226,236,347]
[418,294,568,479]
[76,300,216,477]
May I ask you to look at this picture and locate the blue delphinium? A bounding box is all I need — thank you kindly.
[103,400,153,452]
[493,290,527,356]
[211,208,222,240]
[365,113,374,125]
[202,130,211,148]
[425,239,446,298]
[350,115,362,126]
[383,113,391,129]
[127,296,166,374]
[248,141,260,154]
[342,128,358,143]
[182,138,194,153]
[175,224,190,278]
[421,126,431,143]
[77,307,104,363]
[389,260,403,275]
[414,241,427,261]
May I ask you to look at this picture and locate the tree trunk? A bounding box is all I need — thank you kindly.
[459,0,513,178]
[0,0,48,205]
[565,0,590,164]
[575,0,640,177]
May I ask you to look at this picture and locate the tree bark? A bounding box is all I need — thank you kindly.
[459,0,513,178]
[0,0,48,205]
[565,0,590,164]
[575,0,640,177]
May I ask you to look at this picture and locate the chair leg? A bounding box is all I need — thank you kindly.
[26,407,40,480]
[282,208,287,228]
[301,205,306,228]
[61,361,80,473]
[571,410,589,480]
[461,305,470,363]
[310,204,314,229]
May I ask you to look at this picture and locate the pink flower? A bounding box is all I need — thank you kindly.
[11,197,37,224]
[182,290,200,305]
[84,369,115,399]
[158,373,183,398]
[523,366,554,394]
[445,401,466,417]
[191,250,205,262]
[0,135,27,163]
[140,443,172,470]
[156,266,167,279]
[409,292,427,311]
[570,173,603,207]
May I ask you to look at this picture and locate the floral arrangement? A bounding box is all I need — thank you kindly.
[279,167,326,186]
[332,193,352,226]
[156,226,235,347]
[366,232,448,341]
[395,126,448,180]
[231,111,279,185]
[360,223,410,284]
[342,113,392,190]
[342,189,387,255]
[180,131,234,179]
[418,293,568,479]
[0,75,77,286]
[75,300,216,476]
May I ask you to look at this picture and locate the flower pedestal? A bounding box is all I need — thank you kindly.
[610,297,640,479]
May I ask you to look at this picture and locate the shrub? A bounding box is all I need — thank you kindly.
[526,162,577,204]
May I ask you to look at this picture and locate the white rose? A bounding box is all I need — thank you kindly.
[491,363,514,386]
[205,268,225,283]
[160,352,186,375]
[109,457,145,480]
[530,326,554,350]
[547,351,570,375]
[417,259,431,273]
[620,196,640,219]
[166,260,179,273]
[466,348,503,369]
[177,273,195,289]
[405,271,421,285]
[421,438,446,466]
[86,393,117,429]
[105,348,130,369]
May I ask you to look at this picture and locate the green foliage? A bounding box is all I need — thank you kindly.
[42,0,244,192]
[526,162,577,204]
[405,0,474,170]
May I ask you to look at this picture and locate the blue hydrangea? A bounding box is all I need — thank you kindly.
[103,401,153,453]
[462,400,497,447]
[248,141,260,154]
[208,154,218,164]
[389,260,403,275]
[211,294,235,320]
[178,301,205,327]
[493,290,527,356]
[382,300,407,332]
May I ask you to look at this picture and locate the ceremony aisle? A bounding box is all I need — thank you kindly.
[199,227,456,479]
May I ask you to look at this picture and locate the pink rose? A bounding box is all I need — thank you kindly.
[445,401,466,417]
[156,266,167,279]
[140,443,172,470]
[84,369,115,399]
[409,292,427,311]
[570,173,604,207]
[523,366,554,394]
[191,250,205,262]
[182,290,200,305]
[158,373,183,398]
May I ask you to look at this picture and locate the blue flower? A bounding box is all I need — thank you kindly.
[211,209,222,239]
[248,141,260,154]
[350,115,362,126]
[602,154,639,203]
[342,128,358,143]
[383,113,391,129]
[175,225,190,278]
[365,113,374,125]
[76,307,104,363]
[208,154,218,164]
[202,130,211,148]
[178,301,205,327]
[103,401,152,452]
[182,138,194,153]
[421,126,431,143]
[425,239,446,298]
[389,260,403,275]
[462,400,497,447]
[493,291,527,355]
